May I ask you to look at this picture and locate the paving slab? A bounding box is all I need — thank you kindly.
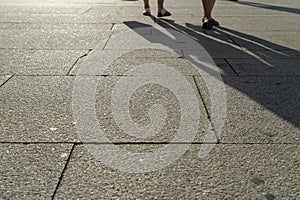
[54,144,300,199]
[220,15,300,31]
[107,23,240,54]
[227,31,299,51]
[0,143,72,199]
[71,48,234,76]
[213,4,296,17]
[111,23,153,35]
[149,22,244,53]
[0,0,118,4]
[0,23,14,30]
[167,15,300,32]
[0,23,111,49]
[226,58,300,76]
[251,49,300,59]
[233,0,300,4]
[0,14,111,24]
[282,35,300,50]
[153,15,300,32]
[0,75,12,86]
[0,6,120,23]
[0,0,299,198]
[0,49,87,75]
[0,76,77,142]
[0,75,214,143]
[0,5,89,14]
[195,76,300,143]
[74,75,211,143]
[80,14,156,24]
[229,0,300,16]
[72,51,199,76]
[82,5,119,14]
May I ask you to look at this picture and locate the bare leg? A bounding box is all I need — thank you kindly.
[157,0,164,13]
[144,0,150,9]
[202,0,216,19]
[201,0,219,28]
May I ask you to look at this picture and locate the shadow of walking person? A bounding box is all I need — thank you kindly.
[230,1,300,15]
[123,18,300,144]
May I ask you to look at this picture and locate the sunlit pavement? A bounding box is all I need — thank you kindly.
[0,0,299,199]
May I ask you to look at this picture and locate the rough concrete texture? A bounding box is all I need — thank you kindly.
[0,0,299,199]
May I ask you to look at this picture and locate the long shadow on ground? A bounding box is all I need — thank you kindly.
[123,18,300,142]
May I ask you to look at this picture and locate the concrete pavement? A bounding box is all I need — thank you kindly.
[0,0,299,199]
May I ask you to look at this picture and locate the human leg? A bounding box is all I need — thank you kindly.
[202,0,216,19]
[143,0,151,15]
[201,0,219,29]
[157,0,171,17]
[157,0,163,13]
[144,0,150,9]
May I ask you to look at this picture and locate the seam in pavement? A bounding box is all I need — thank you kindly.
[111,23,115,30]
[9,74,300,77]
[0,142,296,145]
[51,143,76,200]
[224,58,239,75]
[67,49,93,75]
[80,6,93,14]
[0,141,220,145]
[0,141,77,144]
[226,34,244,48]
[0,21,113,25]
[192,75,211,121]
[102,34,112,50]
[192,75,220,143]
[1,48,94,50]
[0,74,14,87]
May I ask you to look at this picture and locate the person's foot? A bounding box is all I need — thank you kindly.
[157,8,171,17]
[202,17,213,29]
[209,18,219,26]
[143,8,151,16]
[202,17,219,29]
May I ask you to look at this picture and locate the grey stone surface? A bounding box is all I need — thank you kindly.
[0,49,87,75]
[0,75,12,86]
[0,75,213,143]
[84,76,211,143]
[251,49,300,59]
[0,6,119,23]
[213,5,298,17]
[0,143,72,199]
[0,23,111,49]
[0,14,110,24]
[228,30,299,51]
[0,76,77,142]
[112,23,153,35]
[0,0,119,4]
[0,5,89,15]
[54,144,300,199]
[226,58,300,76]
[71,49,233,77]
[72,50,199,76]
[0,0,299,198]
[195,76,300,143]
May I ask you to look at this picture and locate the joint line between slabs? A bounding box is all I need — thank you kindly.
[80,6,93,14]
[102,34,112,50]
[66,49,93,75]
[51,143,76,200]
[110,23,115,31]
[0,142,295,145]
[224,58,239,75]
[0,74,14,87]
[192,75,220,143]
